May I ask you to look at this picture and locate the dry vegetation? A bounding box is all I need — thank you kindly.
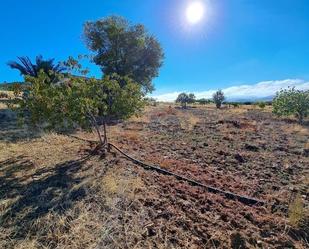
[0,103,308,248]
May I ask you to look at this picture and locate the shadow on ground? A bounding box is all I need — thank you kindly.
[0,155,93,240]
[0,107,42,142]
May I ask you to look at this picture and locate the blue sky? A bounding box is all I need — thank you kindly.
[1,0,309,100]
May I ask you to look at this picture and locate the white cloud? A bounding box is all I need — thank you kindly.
[151,79,309,102]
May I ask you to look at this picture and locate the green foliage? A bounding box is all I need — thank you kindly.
[196,98,212,105]
[84,15,164,94]
[12,70,144,143]
[176,93,195,108]
[231,102,240,108]
[213,90,225,109]
[144,97,157,106]
[7,55,66,80]
[188,93,196,104]
[256,101,266,109]
[273,88,309,123]
[0,92,9,99]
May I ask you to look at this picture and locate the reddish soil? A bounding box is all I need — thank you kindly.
[109,106,309,248]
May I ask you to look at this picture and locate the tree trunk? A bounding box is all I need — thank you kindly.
[298,112,304,124]
[87,111,104,145]
[102,119,108,145]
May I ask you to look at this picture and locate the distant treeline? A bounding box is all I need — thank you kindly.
[195,98,272,106]
[0,82,23,91]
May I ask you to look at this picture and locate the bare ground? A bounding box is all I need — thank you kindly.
[0,103,308,248]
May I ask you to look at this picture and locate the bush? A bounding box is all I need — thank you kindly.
[176,93,195,108]
[144,97,157,106]
[11,69,144,146]
[196,98,212,105]
[228,102,240,108]
[0,92,9,99]
[213,90,225,109]
[273,88,309,124]
[256,101,266,109]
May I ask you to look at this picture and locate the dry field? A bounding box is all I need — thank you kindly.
[0,103,308,248]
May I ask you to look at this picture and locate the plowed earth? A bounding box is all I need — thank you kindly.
[0,104,308,248]
[107,106,309,248]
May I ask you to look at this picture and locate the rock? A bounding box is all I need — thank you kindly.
[257,240,263,247]
[230,232,247,249]
[244,143,259,152]
[147,227,156,237]
[235,153,245,163]
[303,148,309,157]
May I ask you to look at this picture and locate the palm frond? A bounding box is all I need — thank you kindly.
[7,55,67,78]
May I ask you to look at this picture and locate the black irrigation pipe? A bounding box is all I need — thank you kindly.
[108,143,266,206]
[69,135,266,206]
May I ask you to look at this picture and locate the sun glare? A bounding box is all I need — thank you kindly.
[186,1,205,24]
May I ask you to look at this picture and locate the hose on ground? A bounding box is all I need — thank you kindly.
[69,135,266,206]
[108,143,265,206]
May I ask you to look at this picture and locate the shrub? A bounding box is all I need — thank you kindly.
[196,98,212,105]
[213,90,225,109]
[11,69,144,146]
[231,102,240,108]
[0,92,9,99]
[144,97,157,106]
[256,101,266,109]
[273,88,309,124]
[176,93,195,108]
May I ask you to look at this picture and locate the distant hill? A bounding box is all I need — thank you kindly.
[226,95,274,103]
[0,82,23,91]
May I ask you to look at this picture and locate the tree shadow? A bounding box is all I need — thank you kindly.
[0,154,93,240]
[0,108,41,142]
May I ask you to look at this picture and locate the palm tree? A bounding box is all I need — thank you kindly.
[7,55,66,78]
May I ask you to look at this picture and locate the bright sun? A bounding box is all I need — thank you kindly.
[186,1,205,24]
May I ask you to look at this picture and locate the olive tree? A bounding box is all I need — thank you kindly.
[273,88,309,124]
[176,93,195,108]
[213,90,225,109]
[176,93,189,108]
[188,93,196,104]
[83,16,164,94]
[12,70,144,146]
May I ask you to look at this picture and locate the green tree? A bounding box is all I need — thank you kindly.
[7,55,65,80]
[196,98,213,105]
[176,93,189,108]
[12,70,144,146]
[83,16,164,93]
[273,87,309,124]
[188,93,196,104]
[213,90,225,109]
[176,93,195,108]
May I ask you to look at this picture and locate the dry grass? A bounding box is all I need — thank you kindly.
[0,101,8,109]
[305,141,309,149]
[226,106,249,114]
[289,194,305,227]
[129,106,152,124]
[0,131,150,249]
[283,124,309,136]
[176,111,200,131]
[1,104,309,248]
[101,166,144,198]
[0,90,14,98]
